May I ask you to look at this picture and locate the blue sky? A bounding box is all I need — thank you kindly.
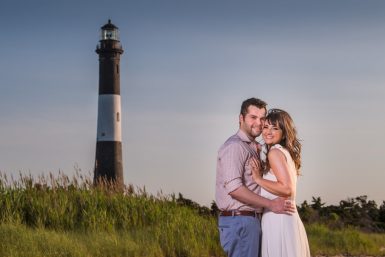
[1,0,385,206]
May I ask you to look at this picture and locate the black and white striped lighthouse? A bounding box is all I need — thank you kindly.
[94,20,124,187]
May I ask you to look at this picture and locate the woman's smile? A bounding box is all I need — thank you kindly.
[262,122,283,145]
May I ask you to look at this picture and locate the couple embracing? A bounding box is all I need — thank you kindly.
[215,98,311,257]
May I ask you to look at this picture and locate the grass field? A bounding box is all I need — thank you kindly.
[0,172,384,257]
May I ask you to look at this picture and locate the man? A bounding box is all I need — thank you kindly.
[215,98,294,257]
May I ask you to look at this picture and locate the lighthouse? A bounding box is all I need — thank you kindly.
[94,20,124,187]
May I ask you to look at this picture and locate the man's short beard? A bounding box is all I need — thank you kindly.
[251,128,262,138]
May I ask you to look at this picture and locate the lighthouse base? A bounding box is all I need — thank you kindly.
[94,141,123,187]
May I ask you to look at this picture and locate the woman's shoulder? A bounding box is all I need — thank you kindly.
[268,144,290,160]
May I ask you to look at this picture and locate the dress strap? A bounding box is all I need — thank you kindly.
[270,144,290,162]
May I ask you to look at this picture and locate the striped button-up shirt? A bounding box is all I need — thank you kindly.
[215,129,262,212]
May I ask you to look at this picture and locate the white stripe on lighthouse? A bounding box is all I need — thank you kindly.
[97,94,122,142]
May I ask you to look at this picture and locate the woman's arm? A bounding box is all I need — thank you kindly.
[251,148,295,197]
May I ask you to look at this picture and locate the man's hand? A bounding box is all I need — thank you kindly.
[269,197,296,214]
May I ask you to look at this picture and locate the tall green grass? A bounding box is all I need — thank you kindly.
[0,171,223,257]
[306,223,385,256]
[0,171,384,256]
[0,223,155,257]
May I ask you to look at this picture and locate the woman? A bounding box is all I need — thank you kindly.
[250,109,310,257]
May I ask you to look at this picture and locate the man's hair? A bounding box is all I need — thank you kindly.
[240,98,267,116]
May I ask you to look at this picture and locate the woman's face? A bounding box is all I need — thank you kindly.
[262,120,283,146]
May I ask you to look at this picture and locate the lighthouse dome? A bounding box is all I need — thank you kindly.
[101,19,118,30]
[100,19,119,40]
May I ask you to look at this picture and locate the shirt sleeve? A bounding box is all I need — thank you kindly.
[219,142,247,194]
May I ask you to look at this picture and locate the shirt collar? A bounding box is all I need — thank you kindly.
[236,129,254,143]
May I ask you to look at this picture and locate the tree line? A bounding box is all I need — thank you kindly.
[298,195,385,232]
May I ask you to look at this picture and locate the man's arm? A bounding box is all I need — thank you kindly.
[229,186,295,214]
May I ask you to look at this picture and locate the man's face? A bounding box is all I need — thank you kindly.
[239,106,266,139]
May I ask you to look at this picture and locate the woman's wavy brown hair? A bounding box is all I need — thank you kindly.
[264,109,302,175]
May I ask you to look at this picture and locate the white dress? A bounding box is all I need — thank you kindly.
[260,144,311,257]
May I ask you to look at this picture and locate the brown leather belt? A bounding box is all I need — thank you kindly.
[219,210,261,219]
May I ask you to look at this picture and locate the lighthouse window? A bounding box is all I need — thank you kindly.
[117,65,119,74]
[117,112,120,122]
[101,29,119,40]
